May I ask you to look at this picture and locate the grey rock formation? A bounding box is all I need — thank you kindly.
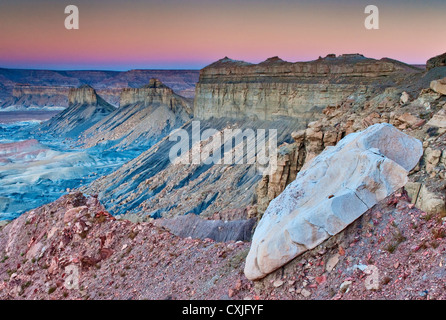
[245,123,423,280]
[82,118,302,218]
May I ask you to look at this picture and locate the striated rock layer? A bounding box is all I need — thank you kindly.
[430,78,446,96]
[194,55,422,121]
[245,123,423,280]
[8,84,69,110]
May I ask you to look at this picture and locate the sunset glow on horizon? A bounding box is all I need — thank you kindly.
[0,0,445,70]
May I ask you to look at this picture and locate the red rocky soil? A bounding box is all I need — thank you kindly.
[1,190,446,300]
[0,192,251,300]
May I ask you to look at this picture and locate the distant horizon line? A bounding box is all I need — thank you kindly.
[0,66,202,72]
[0,54,431,72]
[0,63,428,73]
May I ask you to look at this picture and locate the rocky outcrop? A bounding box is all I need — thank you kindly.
[68,85,99,105]
[35,85,116,138]
[427,52,446,71]
[405,182,445,215]
[3,84,70,110]
[80,79,193,150]
[255,119,349,216]
[118,79,190,108]
[0,68,199,110]
[245,123,423,280]
[82,118,302,218]
[427,105,446,129]
[194,54,421,121]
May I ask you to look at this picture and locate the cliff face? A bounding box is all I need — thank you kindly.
[254,82,446,218]
[81,55,426,219]
[0,192,252,300]
[194,55,422,121]
[80,79,193,150]
[36,85,116,138]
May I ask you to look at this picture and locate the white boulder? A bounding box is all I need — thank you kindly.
[245,123,422,280]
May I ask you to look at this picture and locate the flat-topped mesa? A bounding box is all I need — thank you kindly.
[194,54,422,121]
[68,84,98,106]
[80,79,193,150]
[119,78,185,108]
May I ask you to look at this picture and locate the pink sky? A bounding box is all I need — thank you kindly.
[0,0,445,70]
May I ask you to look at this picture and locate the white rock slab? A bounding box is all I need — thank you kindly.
[245,123,422,280]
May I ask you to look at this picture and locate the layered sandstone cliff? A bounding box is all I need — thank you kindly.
[194,55,422,121]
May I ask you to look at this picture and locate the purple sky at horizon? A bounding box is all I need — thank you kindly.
[0,0,445,71]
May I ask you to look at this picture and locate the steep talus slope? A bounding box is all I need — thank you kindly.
[83,118,301,218]
[35,85,116,139]
[79,79,193,151]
